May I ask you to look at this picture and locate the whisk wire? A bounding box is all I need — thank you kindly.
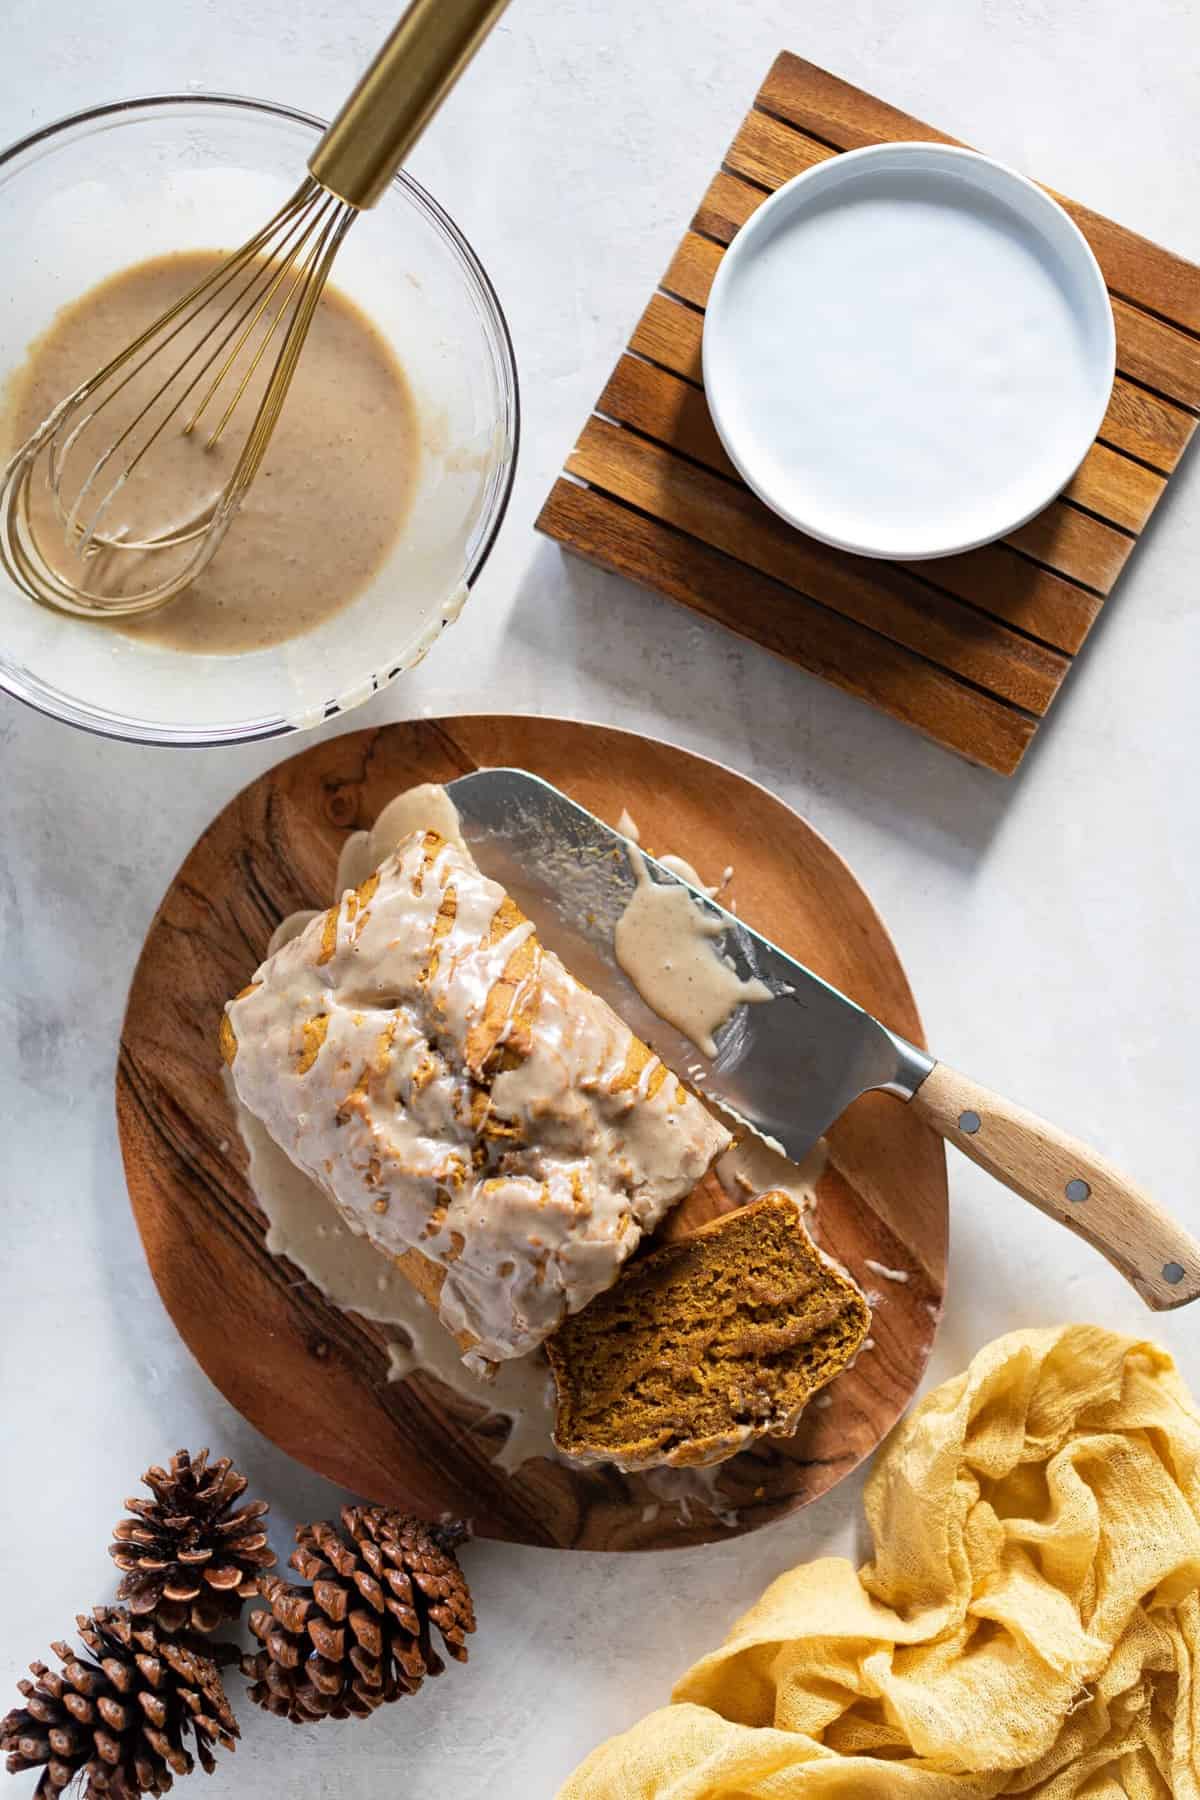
[234,203,356,494]
[61,182,338,557]
[0,178,359,614]
[1,0,513,622]
[191,193,343,450]
[55,178,320,463]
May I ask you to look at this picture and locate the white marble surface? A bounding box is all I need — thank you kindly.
[2,2,1199,1795]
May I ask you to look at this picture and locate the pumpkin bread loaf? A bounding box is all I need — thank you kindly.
[220,828,730,1366]
[545,1191,870,1468]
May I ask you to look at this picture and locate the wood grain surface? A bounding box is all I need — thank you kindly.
[537,53,1200,775]
[116,717,948,1551]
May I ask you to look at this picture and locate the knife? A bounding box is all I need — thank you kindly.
[447,767,1200,1314]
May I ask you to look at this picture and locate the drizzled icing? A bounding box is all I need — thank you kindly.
[225,1072,558,1473]
[716,1128,825,1223]
[225,830,730,1363]
[657,854,717,894]
[617,815,720,903]
[334,783,468,900]
[614,842,772,1057]
[639,1461,741,1529]
[268,910,321,958]
[227,1056,829,1484]
[864,1258,910,1285]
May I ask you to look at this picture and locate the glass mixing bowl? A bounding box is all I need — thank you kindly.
[0,94,518,744]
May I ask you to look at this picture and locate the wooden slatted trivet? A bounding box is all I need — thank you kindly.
[536,54,1200,774]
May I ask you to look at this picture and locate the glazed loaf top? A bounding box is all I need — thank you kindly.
[222,828,730,1362]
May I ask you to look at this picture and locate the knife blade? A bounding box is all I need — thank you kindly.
[447,766,934,1162]
[442,767,1200,1313]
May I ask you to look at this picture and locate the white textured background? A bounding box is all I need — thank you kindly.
[2,2,1199,1795]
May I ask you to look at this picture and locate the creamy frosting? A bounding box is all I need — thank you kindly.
[225,829,731,1362]
[614,841,772,1057]
[639,1461,741,1529]
[225,1071,559,1472]
[715,1126,824,1222]
[334,783,469,900]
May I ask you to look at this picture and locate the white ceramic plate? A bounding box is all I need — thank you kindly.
[702,142,1116,561]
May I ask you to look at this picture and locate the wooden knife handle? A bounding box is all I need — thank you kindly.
[910,1062,1200,1311]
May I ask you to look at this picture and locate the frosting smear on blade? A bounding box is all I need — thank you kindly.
[224,829,730,1362]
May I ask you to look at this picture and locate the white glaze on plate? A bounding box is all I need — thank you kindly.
[715,1128,825,1224]
[703,144,1115,559]
[864,1257,910,1284]
[226,1072,558,1473]
[639,1461,741,1530]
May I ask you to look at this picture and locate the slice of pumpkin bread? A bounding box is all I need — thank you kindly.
[545,1191,869,1469]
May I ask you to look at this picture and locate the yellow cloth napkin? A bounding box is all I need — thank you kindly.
[560,1326,1200,1799]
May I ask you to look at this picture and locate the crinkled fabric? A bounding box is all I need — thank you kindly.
[560,1326,1200,1799]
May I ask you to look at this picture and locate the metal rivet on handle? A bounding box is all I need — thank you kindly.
[958,1110,981,1135]
[1065,1179,1090,1204]
[1163,1262,1185,1286]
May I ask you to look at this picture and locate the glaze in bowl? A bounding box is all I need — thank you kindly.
[703,142,1114,561]
[0,94,519,743]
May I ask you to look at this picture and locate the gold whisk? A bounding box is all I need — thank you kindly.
[0,0,510,620]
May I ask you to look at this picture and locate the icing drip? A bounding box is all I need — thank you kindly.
[639,1462,741,1529]
[716,1130,825,1222]
[226,829,729,1361]
[613,836,771,1058]
[226,1072,558,1472]
[864,1258,910,1284]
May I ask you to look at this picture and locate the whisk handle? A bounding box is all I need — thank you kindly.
[309,0,511,210]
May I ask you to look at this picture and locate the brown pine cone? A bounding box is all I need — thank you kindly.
[242,1507,475,1724]
[109,1450,276,1635]
[1,1607,238,1800]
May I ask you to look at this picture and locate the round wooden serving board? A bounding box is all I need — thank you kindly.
[117,717,948,1549]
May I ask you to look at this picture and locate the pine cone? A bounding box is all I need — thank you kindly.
[109,1450,276,1634]
[242,1507,475,1724]
[1,1607,238,1800]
